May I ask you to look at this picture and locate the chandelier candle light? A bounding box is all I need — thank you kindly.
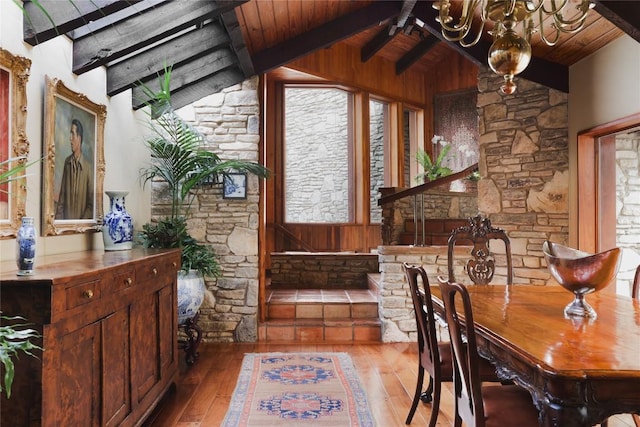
[433,0,594,94]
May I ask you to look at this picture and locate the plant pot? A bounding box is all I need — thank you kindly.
[177,269,205,325]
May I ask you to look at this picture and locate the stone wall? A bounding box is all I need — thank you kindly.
[477,70,569,284]
[616,134,640,291]
[270,252,379,289]
[156,78,263,342]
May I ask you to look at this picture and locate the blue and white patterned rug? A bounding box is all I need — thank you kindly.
[221,352,375,426]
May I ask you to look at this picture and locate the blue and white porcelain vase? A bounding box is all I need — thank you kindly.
[16,216,36,276]
[102,191,133,251]
[177,270,205,325]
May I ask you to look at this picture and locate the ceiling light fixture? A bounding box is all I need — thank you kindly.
[433,0,594,94]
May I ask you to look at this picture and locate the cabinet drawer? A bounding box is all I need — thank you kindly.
[112,267,135,292]
[66,280,101,310]
[136,258,178,283]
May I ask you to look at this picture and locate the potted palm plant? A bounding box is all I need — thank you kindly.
[138,65,269,325]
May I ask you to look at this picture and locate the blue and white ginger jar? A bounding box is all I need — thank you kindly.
[16,216,36,276]
[102,191,133,251]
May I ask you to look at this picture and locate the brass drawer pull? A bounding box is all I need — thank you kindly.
[152,268,158,275]
[83,290,94,299]
[126,278,133,285]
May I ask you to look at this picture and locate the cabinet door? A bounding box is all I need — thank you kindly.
[158,278,177,376]
[59,321,101,427]
[130,291,160,404]
[102,308,131,427]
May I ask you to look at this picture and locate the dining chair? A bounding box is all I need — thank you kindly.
[598,265,640,427]
[447,214,513,285]
[633,265,640,427]
[403,263,501,426]
[437,277,540,427]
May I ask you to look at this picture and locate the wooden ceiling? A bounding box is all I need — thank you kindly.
[22,1,640,110]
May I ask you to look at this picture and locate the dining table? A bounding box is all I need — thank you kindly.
[429,284,640,427]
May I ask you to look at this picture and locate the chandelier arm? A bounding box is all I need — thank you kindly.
[437,0,485,46]
[538,9,561,46]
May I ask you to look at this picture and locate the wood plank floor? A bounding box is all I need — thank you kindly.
[144,342,636,427]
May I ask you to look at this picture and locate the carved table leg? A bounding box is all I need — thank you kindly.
[179,313,202,366]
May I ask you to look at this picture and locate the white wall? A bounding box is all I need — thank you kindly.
[568,34,640,246]
[0,1,151,262]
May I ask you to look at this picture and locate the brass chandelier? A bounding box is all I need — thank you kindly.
[433,0,593,94]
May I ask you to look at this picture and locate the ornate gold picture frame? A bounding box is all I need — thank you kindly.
[42,76,105,236]
[0,48,31,239]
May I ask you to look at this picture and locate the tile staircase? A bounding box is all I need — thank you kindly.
[259,273,382,343]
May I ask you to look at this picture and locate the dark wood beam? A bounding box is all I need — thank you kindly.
[107,20,230,96]
[72,0,243,74]
[412,1,569,92]
[22,0,143,46]
[220,9,254,77]
[251,1,403,74]
[361,25,396,62]
[70,0,167,39]
[395,36,440,74]
[130,48,238,108]
[593,1,640,44]
[132,67,245,110]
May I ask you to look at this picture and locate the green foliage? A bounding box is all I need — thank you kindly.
[0,157,39,190]
[467,170,481,181]
[415,144,453,183]
[138,64,269,277]
[0,316,41,399]
[139,217,221,278]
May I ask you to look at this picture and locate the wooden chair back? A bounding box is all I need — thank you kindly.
[447,214,513,285]
[403,262,451,426]
[633,265,640,300]
[404,263,441,376]
[437,277,486,425]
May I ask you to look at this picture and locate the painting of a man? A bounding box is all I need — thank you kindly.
[55,116,94,219]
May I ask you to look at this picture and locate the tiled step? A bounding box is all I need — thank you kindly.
[266,289,378,319]
[260,288,381,343]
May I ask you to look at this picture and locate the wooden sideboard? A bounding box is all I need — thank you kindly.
[0,248,181,427]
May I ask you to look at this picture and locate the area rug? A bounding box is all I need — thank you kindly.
[221,352,375,426]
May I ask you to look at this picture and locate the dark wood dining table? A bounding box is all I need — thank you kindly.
[429,284,640,427]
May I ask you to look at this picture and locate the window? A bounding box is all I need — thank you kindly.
[284,87,352,223]
[369,99,388,223]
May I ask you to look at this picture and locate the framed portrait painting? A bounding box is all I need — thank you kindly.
[223,173,247,199]
[42,76,105,235]
[0,48,31,239]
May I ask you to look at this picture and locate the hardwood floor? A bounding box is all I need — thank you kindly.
[144,342,636,427]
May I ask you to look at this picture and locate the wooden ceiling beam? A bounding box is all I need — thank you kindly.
[130,46,239,108]
[72,0,244,75]
[22,0,144,46]
[395,37,440,74]
[251,1,404,74]
[412,1,569,92]
[107,20,230,96]
[592,1,640,44]
[132,67,245,110]
[220,9,255,77]
[361,25,396,63]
